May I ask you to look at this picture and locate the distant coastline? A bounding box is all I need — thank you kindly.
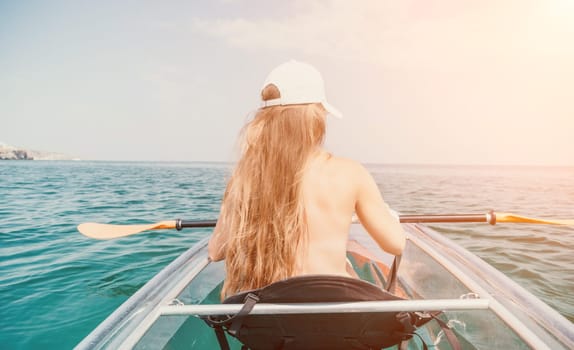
[0,142,77,161]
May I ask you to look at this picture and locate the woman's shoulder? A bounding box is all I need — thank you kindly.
[325,154,365,168]
[324,155,370,179]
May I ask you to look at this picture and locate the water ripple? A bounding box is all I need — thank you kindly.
[0,161,228,349]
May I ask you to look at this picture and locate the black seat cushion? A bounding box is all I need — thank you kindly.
[212,275,428,350]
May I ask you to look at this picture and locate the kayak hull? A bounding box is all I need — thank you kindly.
[76,223,574,349]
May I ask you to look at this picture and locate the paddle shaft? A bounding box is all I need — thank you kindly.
[399,212,496,225]
[175,212,496,230]
[176,219,217,230]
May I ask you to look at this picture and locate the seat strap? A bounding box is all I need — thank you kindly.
[396,311,416,334]
[386,255,402,293]
[228,293,260,336]
[207,293,260,350]
[213,326,230,350]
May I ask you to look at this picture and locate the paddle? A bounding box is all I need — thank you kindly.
[77,220,217,240]
[77,212,574,240]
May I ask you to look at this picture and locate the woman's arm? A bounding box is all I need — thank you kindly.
[354,164,406,255]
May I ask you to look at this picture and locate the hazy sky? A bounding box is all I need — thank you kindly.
[1,0,573,165]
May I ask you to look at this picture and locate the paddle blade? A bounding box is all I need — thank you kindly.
[496,213,574,225]
[77,220,177,240]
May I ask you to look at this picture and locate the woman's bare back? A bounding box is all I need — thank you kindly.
[297,151,405,276]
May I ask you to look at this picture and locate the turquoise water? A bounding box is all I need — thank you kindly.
[1,161,573,349]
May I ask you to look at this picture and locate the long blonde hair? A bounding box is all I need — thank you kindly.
[219,84,327,297]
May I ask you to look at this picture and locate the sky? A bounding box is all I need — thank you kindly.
[1,0,573,165]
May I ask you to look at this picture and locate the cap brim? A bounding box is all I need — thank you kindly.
[323,101,343,119]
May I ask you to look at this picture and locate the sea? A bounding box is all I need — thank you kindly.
[1,161,573,349]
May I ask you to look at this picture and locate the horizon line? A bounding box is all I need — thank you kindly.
[8,159,574,168]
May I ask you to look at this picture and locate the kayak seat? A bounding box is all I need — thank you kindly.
[203,275,460,350]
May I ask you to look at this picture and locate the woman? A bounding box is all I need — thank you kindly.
[208,60,405,298]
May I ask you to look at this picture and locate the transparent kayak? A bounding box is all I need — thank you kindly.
[75,223,574,349]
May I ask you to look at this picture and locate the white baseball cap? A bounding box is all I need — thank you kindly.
[260,60,343,119]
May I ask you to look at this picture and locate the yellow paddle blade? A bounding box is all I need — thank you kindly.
[496,213,574,225]
[77,220,177,240]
